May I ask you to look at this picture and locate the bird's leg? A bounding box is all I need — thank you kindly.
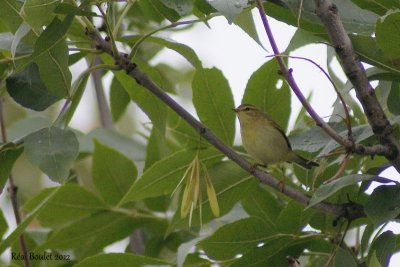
[273,164,286,192]
[250,163,267,173]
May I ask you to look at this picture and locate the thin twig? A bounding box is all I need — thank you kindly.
[0,98,30,267]
[324,153,351,184]
[255,1,349,146]
[267,54,353,137]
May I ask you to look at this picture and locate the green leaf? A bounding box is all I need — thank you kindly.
[350,35,400,74]
[183,252,211,267]
[361,223,375,256]
[93,140,137,205]
[207,0,247,23]
[333,247,358,267]
[0,143,23,192]
[6,63,62,111]
[369,251,384,267]
[23,185,106,228]
[7,117,52,140]
[0,0,23,32]
[166,109,199,148]
[21,0,61,30]
[233,8,263,49]
[192,67,235,145]
[35,211,137,252]
[376,11,400,59]
[368,231,396,267]
[231,235,315,267]
[11,22,31,59]
[365,185,400,224]
[120,35,202,69]
[54,3,99,17]
[241,186,282,229]
[285,0,378,35]
[120,148,222,203]
[138,0,180,22]
[352,0,398,15]
[288,125,330,153]
[144,127,170,170]
[33,16,72,98]
[318,123,375,156]
[242,60,291,130]
[75,253,171,267]
[285,29,324,54]
[0,210,8,239]
[276,200,304,234]
[263,1,324,34]
[0,187,61,254]
[78,128,145,161]
[159,0,192,16]
[110,76,130,122]
[388,81,400,115]
[198,217,275,260]
[32,15,73,61]
[308,174,376,208]
[64,70,90,125]
[102,55,167,134]
[24,126,79,182]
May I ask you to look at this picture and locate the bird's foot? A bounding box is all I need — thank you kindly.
[250,163,267,173]
[278,180,285,192]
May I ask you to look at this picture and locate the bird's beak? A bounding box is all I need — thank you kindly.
[232,107,238,113]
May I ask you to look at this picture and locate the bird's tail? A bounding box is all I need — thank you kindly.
[288,152,319,169]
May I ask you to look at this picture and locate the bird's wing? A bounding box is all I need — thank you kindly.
[270,119,292,150]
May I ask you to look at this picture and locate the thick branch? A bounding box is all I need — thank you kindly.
[86,29,365,221]
[314,0,400,172]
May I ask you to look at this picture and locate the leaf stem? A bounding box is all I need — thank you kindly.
[97,4,119,60]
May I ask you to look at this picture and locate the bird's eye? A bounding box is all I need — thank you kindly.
[244,107,251,111]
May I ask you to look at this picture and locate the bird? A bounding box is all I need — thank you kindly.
[233,104,318,169]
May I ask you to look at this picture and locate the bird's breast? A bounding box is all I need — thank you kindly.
[240,123,290,164]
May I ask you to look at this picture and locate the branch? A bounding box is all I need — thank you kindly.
[313,0,400,172]
[85,28,365,221]
[255,1,396,163]
[0,98,30,267]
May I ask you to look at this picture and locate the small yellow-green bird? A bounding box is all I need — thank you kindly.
[233,104,318,169]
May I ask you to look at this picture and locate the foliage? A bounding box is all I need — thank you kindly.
[0,0,399,266]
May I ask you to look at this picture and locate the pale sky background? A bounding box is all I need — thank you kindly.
[1,9,400,266]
